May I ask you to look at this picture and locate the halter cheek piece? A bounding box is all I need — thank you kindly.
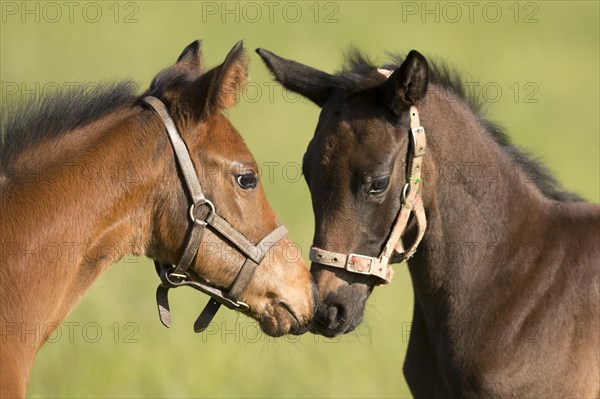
[309,97,428,284]
[143,96,288,332]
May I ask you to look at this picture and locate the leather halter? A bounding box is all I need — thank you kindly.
[144,96,288,332]
[309,101,428,284]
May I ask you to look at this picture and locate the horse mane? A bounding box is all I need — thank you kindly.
[335,48,582,202]
[0,80,138,166]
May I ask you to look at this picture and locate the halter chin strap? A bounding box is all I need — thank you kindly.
[309,104,428,284]
[144,96,288,332]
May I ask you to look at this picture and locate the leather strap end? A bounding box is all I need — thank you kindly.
[393,197,427,261]
[194,299,221,333]
[156,285,172,328]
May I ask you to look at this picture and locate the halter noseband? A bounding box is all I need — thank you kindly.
[144,96,288,332]
[309,102,428,284]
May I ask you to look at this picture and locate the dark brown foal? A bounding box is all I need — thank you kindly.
[257,48,599,397]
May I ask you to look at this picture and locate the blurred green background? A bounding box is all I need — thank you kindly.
[1,1,598,398]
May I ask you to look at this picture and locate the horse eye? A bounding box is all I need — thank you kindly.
[236,173,257,190]
[368,176,390,195]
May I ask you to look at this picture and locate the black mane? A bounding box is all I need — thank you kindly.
[335,49,581,202]
[1,81,138,165]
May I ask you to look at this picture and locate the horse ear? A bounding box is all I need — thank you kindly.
[204,40,248,113]
[383,50,429,114]
[176,40,203,72]
[256,48,334,107]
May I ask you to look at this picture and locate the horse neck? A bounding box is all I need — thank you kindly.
[0,106,162,349]
[408,85,553,316]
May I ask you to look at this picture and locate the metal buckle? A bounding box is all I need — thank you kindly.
[161,268,187,286]
[401,182,410,204]
[189,199,215,222]
[410,126,426,157]
[346,253,374,275]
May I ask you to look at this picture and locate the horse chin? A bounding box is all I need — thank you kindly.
[308,323,353,338]
[256,302,306,337]
[308,307,363,338]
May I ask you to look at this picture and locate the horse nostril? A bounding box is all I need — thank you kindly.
[327,303,347,330]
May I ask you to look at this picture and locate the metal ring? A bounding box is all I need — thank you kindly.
[189,200,216,222]
[163,270,187,286]
[401,183,410,204]
[236,301,249,312]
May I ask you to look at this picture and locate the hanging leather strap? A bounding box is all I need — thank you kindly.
[384,106,427,262]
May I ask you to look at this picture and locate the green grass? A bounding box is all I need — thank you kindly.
[1,1,598,398]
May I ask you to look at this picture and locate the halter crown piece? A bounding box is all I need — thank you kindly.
[143,96,288,332]
[309,69,428,284]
